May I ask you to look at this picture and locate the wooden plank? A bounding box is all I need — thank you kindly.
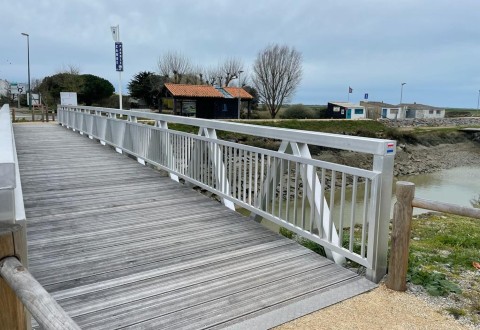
[14,124,375,329]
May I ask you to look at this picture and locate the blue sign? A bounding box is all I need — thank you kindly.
[364,93,368,100]
[115,42,123,72]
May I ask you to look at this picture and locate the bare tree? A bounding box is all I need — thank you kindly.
[252,44,302,119]
[202,66,222,85]
[157,51,192,84]
[219,57,244,86]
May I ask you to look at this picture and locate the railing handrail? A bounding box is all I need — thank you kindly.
[0,256,80,330]
[412,197,480,219]
[58,105,396,156]
[0,104,16,190]
[57,105,396,282]
[387,181,480,291]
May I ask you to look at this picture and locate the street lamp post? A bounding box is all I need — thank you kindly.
[400,82,406,105]
[21,32,32,120]
[477,90,480,110]
[237,70,243,119]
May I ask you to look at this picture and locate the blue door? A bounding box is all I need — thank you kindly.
[346,109,352,119]
[382,109,387,118]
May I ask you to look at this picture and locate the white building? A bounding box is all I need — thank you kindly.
[0,80,9,97]
[400,103,445,119]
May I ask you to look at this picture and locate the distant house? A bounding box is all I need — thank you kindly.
[0,80,9,97]
[326,102,366,119]
[400,103,445,119]
[161,83,253,119]
[360,101,403,120]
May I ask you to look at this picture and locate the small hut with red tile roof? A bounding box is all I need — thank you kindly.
[161,83,253,119]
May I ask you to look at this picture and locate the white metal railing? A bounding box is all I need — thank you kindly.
[58,105,396,282]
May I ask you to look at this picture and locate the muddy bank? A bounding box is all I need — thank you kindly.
[314,140,480,177]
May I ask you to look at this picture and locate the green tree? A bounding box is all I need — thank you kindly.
[79,74,114,106]
[38,73,84,106]
[128,71,166,108]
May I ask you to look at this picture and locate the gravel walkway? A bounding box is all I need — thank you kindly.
[275,284,474,330]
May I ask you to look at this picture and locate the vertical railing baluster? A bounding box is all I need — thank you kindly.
[259,154,265,209]
[309,165,317,233]
[243,149,247,203]
[361,179,370,258]
[301,164,307,230]
[328,170,336,242]
[349,176,358,252]
[271,157,277,215]
[286,161,291,223]
[248,150,253,206]
[253,152,258,207]
[319,168,326,238]
[338,173,347,246]
[265,155,271,213]
[279,159,284,219]
[293,162,299,226]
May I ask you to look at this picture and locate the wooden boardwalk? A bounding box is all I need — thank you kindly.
[14,123,375,329]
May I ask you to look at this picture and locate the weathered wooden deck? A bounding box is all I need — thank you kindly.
[14,123,375,329]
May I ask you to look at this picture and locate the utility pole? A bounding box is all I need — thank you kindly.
[21,33,32,120]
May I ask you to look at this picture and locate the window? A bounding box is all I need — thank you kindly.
[436,110,441,114]
[390,109,399,115]
[354,109,363,115]
[333,106,340,112]
[429,110,434,114]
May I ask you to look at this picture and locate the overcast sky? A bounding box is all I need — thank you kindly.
[2,0,480,108]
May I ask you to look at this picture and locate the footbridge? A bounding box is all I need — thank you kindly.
[0,104,396,329]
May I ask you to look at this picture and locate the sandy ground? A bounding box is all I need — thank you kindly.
[275,284,472,330]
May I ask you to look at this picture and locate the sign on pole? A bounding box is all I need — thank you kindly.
[115,42,123,72]
[10,83,26,95]
[111,25,119,42]
[364,93,369,100]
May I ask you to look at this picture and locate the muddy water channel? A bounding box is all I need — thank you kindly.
[398,166,480,214]
[257,166,480,233]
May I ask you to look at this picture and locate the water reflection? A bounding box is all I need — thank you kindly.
[256,166,480,232]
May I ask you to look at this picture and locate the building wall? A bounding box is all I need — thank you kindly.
[326,103,347,119]
[0,80,9,97]
[414,109,445,119]
[349,107,366,119]
[381,107,404,119]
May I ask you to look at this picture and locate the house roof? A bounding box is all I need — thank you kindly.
[329,102,363,108]
[400,103,444,110]
[360,101,398,108]
[164,83,224,98]
[223,87,254,100]
[164,83,253,100]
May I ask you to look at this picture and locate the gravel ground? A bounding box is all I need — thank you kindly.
[275,283,476,330]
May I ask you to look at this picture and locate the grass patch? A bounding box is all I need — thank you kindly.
[408,213,480,324]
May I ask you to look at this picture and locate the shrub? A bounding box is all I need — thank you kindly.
[280,104,315,119]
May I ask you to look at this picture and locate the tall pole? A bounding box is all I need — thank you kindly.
[400,82,406,105]
[477,90,480,110]
[237,70,243,119]
[111,25,123,109]
[21,33,32,120]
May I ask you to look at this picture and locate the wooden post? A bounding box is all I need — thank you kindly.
[0,224,27,330]
[386,181,415,291]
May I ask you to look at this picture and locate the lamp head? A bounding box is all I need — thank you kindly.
[21,32,29,37]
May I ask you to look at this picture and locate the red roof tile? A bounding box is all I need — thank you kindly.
[164,83,223,98]
[223,87,254,100]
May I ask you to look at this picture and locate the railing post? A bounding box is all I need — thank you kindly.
[386,181,415,291]
[0,224,27,330]
[366,152,395,282]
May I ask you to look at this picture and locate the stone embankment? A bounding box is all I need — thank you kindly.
[379,117,480,128]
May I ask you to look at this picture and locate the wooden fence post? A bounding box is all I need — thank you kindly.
[0,224,27,330]
[386,181,415,291]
